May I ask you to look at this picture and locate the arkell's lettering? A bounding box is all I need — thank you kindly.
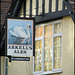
[8,45,32,50]
[14,50,27,54]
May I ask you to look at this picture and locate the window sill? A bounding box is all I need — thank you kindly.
[33,70,63,75]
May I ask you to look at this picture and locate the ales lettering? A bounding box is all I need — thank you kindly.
[8,45,32,54]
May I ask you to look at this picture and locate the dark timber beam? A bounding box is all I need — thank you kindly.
[35,10,69,24]
[8,0,24,16]
[63,0,65,10]
[36,0,38,16]
[24,0,26,17]
[42,0,45,16]
[30,0,32,17]
[49,0,52,13]
[56,0,58,11]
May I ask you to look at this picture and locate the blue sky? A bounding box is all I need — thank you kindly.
[8,19,33,29]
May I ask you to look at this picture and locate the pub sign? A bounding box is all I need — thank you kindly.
[6,17,35,57]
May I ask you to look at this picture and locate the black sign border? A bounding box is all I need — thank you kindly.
[9,57,30,62]
[5,17,35,57]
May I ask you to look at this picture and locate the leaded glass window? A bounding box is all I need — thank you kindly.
[35,40,42,72]
[54,36,62,69]
[44,25,53,71]
[34,21,62,74]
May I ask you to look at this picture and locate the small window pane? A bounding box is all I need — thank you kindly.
[35,27,39,38]
[44,48,50,59]
[39,27,43,37]
[38,62,42,71]
[44,37,50,47]
[44,48,52,59]
[35,50,38,61]
[54,59,58,69]
[58,47,61,57]
[35,61,42,72]
[44,60,48,71]
[54,23,62,34]
[50,37,52,47]
[54,58,61,69]
[54,47,57,58]
[54,47,61,58]
[45,25,53,36]
[58,58,61,68]
[35,41,39,49]
[35,62,38,71]
[44,37,52,47]
[35,27,43,38]
[54,36,61,46]
[39,39,42,49]
[44,60,52,71]
[49,60,52,70]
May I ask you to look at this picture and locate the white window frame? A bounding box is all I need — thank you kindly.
[33,20,62,75]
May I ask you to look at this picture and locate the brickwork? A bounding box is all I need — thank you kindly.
[0,0,12,34]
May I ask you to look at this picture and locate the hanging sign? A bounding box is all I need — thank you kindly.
[6,17,35,57]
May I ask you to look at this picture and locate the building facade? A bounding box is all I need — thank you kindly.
[0,0,12,75]
[0,0,75,75]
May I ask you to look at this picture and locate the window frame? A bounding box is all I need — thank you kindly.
[33,20,62,75]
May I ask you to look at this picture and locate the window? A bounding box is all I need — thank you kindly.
[33,21,62,75]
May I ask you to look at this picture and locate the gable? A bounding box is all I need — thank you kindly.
[8,0,70,23]
[64,0,75,23]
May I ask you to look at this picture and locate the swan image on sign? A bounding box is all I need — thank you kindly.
[9,25,32,45]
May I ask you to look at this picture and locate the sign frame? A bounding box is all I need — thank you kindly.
[5,17,35,57]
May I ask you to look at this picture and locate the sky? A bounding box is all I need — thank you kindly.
[8,19,33,29]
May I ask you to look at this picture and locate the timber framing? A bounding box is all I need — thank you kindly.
[64,0,75,23]
[8,0,24,16]
[0,0,74,56]
[35,10,69,24]
[7,0,70,23]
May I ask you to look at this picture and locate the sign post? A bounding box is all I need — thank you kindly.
[6,17,35,61]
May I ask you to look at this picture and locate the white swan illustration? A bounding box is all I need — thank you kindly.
[9,25,31,44]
